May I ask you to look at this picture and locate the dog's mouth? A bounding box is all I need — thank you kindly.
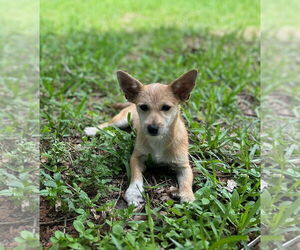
[148,132,159,136]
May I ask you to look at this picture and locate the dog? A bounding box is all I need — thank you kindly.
[84,70,198,206]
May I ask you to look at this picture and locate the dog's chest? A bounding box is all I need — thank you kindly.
[150,144,165,162]
[146,137,169,163]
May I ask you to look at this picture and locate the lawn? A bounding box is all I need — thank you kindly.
[40,0,260,249]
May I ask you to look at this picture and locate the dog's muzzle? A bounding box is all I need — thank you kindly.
[147,124,159,136]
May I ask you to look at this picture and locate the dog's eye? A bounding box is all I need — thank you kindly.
[139,104,149,111]
[161,105,171,111]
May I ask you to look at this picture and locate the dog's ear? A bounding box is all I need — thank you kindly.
[116,70,143,102]
[169,70,198,102]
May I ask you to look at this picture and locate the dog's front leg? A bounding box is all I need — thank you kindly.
[124,153,145,207]
[176,165,195,203]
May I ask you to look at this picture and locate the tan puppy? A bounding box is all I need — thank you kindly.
[84,70,197,206]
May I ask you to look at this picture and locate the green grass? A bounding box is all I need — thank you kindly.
[0,1,39,247]
[41,0,259,32]
[262,0,300,29]
[40,0,260,249]
[260,12,300,247]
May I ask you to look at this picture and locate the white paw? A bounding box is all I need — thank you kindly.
[124,186,144,207]
[84,127,98,136]
[180,192,195,203]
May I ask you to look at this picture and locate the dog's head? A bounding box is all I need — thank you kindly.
[117,70,197,137]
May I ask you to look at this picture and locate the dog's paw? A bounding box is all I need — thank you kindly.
[180,192,195,203]
[84,127,98,136]
[124,187,144,207]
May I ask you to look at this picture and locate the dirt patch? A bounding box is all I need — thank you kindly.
[265,93,296,117]
[237,93,257,117]
[273,27,300,42]
[40,197,78,247]
[121,12,141,24]
[211,27,259,41]
[184,36,206,54]
[0,197,37,247]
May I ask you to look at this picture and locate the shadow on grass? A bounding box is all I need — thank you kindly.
[41,27,258,98]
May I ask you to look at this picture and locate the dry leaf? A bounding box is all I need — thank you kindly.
[91,208,100,220]
[55,200,61,211]
[21,200,30,212]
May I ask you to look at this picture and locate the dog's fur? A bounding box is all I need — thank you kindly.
[84,70,197,206]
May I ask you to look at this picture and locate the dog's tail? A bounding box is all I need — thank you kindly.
[112,102,132,110]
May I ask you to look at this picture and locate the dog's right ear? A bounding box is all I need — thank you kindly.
[116,70,143,102]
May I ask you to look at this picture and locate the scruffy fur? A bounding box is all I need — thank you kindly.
[84,70,198,207]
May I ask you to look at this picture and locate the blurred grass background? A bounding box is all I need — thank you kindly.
[1,0,299,248]
[41,0,259,32]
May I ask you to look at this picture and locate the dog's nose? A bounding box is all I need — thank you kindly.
[147,124,159,136]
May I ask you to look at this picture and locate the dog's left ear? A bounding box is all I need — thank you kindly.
[169,69,198,102]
